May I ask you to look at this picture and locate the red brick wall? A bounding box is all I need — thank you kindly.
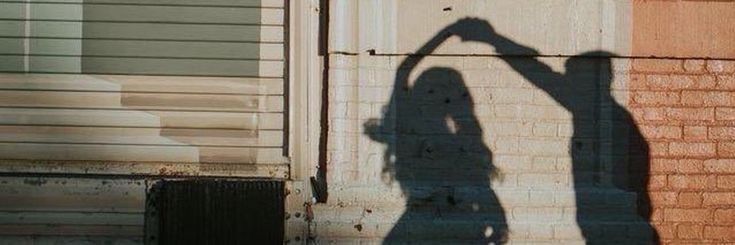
[629,59,735,243]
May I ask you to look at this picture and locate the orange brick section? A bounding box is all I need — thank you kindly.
[629,59,735,244]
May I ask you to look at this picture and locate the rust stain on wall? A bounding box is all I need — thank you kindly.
[632,0,735,59]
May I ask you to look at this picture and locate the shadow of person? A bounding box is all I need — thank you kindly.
[364,28,508,243]
[450,18,657,243]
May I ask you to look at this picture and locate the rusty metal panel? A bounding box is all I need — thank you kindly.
[145,179,284,244]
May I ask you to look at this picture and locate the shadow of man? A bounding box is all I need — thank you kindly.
[449,18,657,244]
[364,26,508,244]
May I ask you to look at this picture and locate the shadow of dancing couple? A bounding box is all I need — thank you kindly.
[365,18,655,244]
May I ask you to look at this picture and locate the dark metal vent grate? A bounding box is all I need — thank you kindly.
[146,180,284,245]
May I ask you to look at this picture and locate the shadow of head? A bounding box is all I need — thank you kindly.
[410,67,475,119]
[565,50,616,88]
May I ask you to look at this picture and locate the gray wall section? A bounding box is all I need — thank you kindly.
[0,1,267,76]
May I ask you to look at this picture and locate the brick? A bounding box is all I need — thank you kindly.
[650,159,677,173]
[716,107,735,121]
[648,174,668,190]
[517,173,568,188]
[717,176,735,189]
[707,60,735,73]
[649,142,670,157]
[669,142,717,157]
[531,123,557,137]
[683,60,706,73]
[519,139,568,155]
[704,226,735,240]
[633,59,681,73]
[667,108,714,121]
[677,192,703,207]
[553,224,581,240]
[681,91,735,106]
[650,208,664,222]
[631,108,667,121]
[675,159,704,174]
[695,75,718,90]
[645,75,692,90]
[632,91,680,106]
[652,224,676,239]
[668,175,714,190]
[719,142,735,157]
[709,127,735,140]
[717,75,735,90]
[704,159,735,173]
[640,125,682,139]
[663,208,709,222]
[683,126,708,140]
[649,191,678,206]
[703,192,735,206]
[714,209,735,224]
[677,224,703,239]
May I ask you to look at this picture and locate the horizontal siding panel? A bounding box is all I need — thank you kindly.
[166,130,282,147]
[0,177,145,212]
[122,93,263,112]
[0,142,200,162]
[0,127,281,147]
[0,56,284,77]
[0,224,142,236]
[0,3,277,25]
[0,0,284,8]
[0,74,283,95]
[0,2,23,18]
[0,91,282,112]
[0,38,283,60]
[0,108,275,130]
[0,212,143,226]
[0,21,283,42]
[0,37,23,53]
[198,147,285,164]
[0,90,121,108]
[0,125,260,140]
[80,57,262,76]
[97,75,284,95]
[0,143,282,163]
[0,133,188,146]
[153,111,262,129]
[0,108,162,127]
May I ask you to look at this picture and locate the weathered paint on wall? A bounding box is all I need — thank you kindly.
[0,176,145,242]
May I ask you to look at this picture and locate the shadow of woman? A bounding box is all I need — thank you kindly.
[364,27,508,244]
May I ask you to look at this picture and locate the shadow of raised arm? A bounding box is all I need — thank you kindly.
[450,18,564,99]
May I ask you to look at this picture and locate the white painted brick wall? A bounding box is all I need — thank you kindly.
[311,0,650,243]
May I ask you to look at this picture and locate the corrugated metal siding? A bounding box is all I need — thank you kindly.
[0,0,288,175]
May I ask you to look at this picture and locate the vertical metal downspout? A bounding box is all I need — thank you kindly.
[310,0,330,204]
